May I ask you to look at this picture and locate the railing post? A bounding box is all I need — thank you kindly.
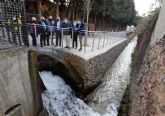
[84,30,87,53]
[51,26,54,55]
[97,33,101,50]
[61,29,64,51]
[51,26,53,45]
[103,31,106,48]
[34,23,40,51]
[92,32,95,52]
[18,25,23,46]
[112,30,114,44]
[106,32,109,46]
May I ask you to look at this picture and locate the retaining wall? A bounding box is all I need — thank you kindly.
[65,39,129,91]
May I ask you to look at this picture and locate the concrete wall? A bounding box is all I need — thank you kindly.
[65,39,129,92]
[0,48,42,116]
[151,0,165,46]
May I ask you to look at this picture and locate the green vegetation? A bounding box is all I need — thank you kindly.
[131,7,160,71]
[118,84,131,116]
[37,0,136,29]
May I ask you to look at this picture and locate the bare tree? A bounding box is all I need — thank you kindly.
[84,0,91,52]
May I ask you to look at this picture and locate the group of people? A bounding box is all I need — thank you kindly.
[30,16,85,51]
[0,14,24,46]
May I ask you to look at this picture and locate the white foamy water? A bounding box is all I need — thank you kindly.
[88,37,137,114]
[39,72,117,116]
[39,37,137,116]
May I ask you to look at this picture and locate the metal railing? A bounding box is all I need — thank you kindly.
[0,23,127,53]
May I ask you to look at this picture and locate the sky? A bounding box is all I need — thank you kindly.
[134,0,159,16]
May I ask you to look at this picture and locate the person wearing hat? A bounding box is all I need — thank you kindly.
[54,16,62,47]
[38,16,46,47]
[30,17,38,46]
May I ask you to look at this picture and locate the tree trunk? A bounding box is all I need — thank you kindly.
[72,7,75,21]
[56,0,60,18]
[69,7,71,20]
[84,0,91,52]
[37,0,42,18]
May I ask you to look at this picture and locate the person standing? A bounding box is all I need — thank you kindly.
[54,17,62,47]
[77,20,85,51]
[5,19,12,43]
[30,17,38,46]
[62,18,72,49]
[17,14,23,46]
[12,16,19,45]
[47,16,55,45]
[45,16,54,46]
[38,16,46,47]
[72,20,79,49]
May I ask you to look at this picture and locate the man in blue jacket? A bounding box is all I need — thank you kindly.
[62,18,72,49]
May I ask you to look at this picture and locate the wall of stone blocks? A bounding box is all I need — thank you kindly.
[65,39,129,90]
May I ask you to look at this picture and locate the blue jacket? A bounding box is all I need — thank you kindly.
[78,23,85,36]
[45,19,55,32]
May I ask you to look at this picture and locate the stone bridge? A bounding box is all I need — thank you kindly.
[0,33,132,116]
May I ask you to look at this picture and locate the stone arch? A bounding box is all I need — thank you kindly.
[37,53,84,96]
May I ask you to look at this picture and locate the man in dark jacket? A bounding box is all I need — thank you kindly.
[45,16,55,46]
[38,16,46,47]
[54,17,62,47]
[61,18,72,49]
[47,16,55,45]
[72,20,79,49]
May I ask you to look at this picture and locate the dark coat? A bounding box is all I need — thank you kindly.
[38,20,46,34]
[54,20,62,31]
[45,19,55,32]
[61,21,72,35]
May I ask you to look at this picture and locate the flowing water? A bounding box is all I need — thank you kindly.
[87,37,137,115]
[39,37,137,116]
